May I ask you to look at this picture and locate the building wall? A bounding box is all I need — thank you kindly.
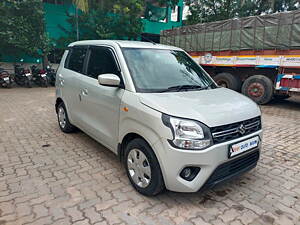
[44,3,75,40]
[142,0,184,35]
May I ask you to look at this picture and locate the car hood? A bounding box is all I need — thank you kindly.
[138,88,261,127]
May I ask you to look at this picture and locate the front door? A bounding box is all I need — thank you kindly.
[78,46,124,151]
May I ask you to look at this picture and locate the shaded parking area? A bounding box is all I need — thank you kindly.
[0,87,299,225]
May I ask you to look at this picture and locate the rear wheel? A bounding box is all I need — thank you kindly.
[57,102,76,133]
[124,138,165,196]
[242,75,274,104]
[214,72,242,91]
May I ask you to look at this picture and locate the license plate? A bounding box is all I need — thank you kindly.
[41,74,46,77]
[229,136,259,158]
[25,73,31,76]
[3,77,9,81]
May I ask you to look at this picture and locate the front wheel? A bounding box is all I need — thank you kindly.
[124,138,165,196]
[242,75,274,104]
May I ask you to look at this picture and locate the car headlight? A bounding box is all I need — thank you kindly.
[162,114,212,150]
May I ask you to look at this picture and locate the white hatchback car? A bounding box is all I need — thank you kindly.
[55,40,262,196]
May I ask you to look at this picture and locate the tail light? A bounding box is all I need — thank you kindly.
[40,69,46,74]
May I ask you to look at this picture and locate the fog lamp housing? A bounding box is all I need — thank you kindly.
[180,167,201,181]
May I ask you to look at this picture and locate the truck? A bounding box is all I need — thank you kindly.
[160,10,300,104]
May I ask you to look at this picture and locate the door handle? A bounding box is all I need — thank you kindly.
[81,88,88,96]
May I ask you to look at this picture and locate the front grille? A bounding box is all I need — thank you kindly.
[211,116,261,144]
[202,150,259,190]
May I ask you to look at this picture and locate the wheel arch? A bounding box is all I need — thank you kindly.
[118,133,147,162]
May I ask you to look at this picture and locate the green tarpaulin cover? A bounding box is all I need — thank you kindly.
[161,10,300,52]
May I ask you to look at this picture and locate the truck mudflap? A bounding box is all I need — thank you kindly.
[275,74,300,93]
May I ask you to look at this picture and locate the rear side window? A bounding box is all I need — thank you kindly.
[86,47,120,79]
[66,47,87,73]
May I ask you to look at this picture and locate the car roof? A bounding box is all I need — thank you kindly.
[68,40,182,51]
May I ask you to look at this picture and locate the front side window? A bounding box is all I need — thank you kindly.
[122,48,216,93]
[87,47,120,79]
[67,47,87,73]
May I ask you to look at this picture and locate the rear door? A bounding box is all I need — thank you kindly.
[77,46,124,151]
[59,46,88,124]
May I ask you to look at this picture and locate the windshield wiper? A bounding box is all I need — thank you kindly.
[159,84,208,93]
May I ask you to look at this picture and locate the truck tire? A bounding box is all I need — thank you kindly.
[214,72,242,91]
[242,75,274,105]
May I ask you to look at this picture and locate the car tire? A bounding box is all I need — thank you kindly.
[57,102,76,133]
[214,72,242,91]
[124,138,165,196]
[242,75,274,105]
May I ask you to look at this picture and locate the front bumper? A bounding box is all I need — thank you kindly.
[152,130,262,192]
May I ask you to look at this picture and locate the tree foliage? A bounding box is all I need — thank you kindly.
[0,0,52,60]
[58,0,179,47]
[58,0,145,47]
[147,0,180,7]
[185,0,300,25]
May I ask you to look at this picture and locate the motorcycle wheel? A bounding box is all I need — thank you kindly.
[6,82,12,88]
[50,79,55,86]
[26,80,32,88]
[44,79,48,88]
[15,78,21,86]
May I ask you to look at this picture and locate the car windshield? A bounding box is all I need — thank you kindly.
[122,48,216,93]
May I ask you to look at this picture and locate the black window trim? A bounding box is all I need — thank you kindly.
[84,45,125,89]
[64,45,89,74]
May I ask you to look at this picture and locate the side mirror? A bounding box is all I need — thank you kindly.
[98,74,120,87]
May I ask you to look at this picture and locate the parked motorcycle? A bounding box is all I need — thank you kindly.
[0,67,12,88]
[31,65,48,87]
[45,64,56,86]
[14,64,33,88]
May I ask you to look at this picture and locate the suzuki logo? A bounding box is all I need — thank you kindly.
[238,124,246,135]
